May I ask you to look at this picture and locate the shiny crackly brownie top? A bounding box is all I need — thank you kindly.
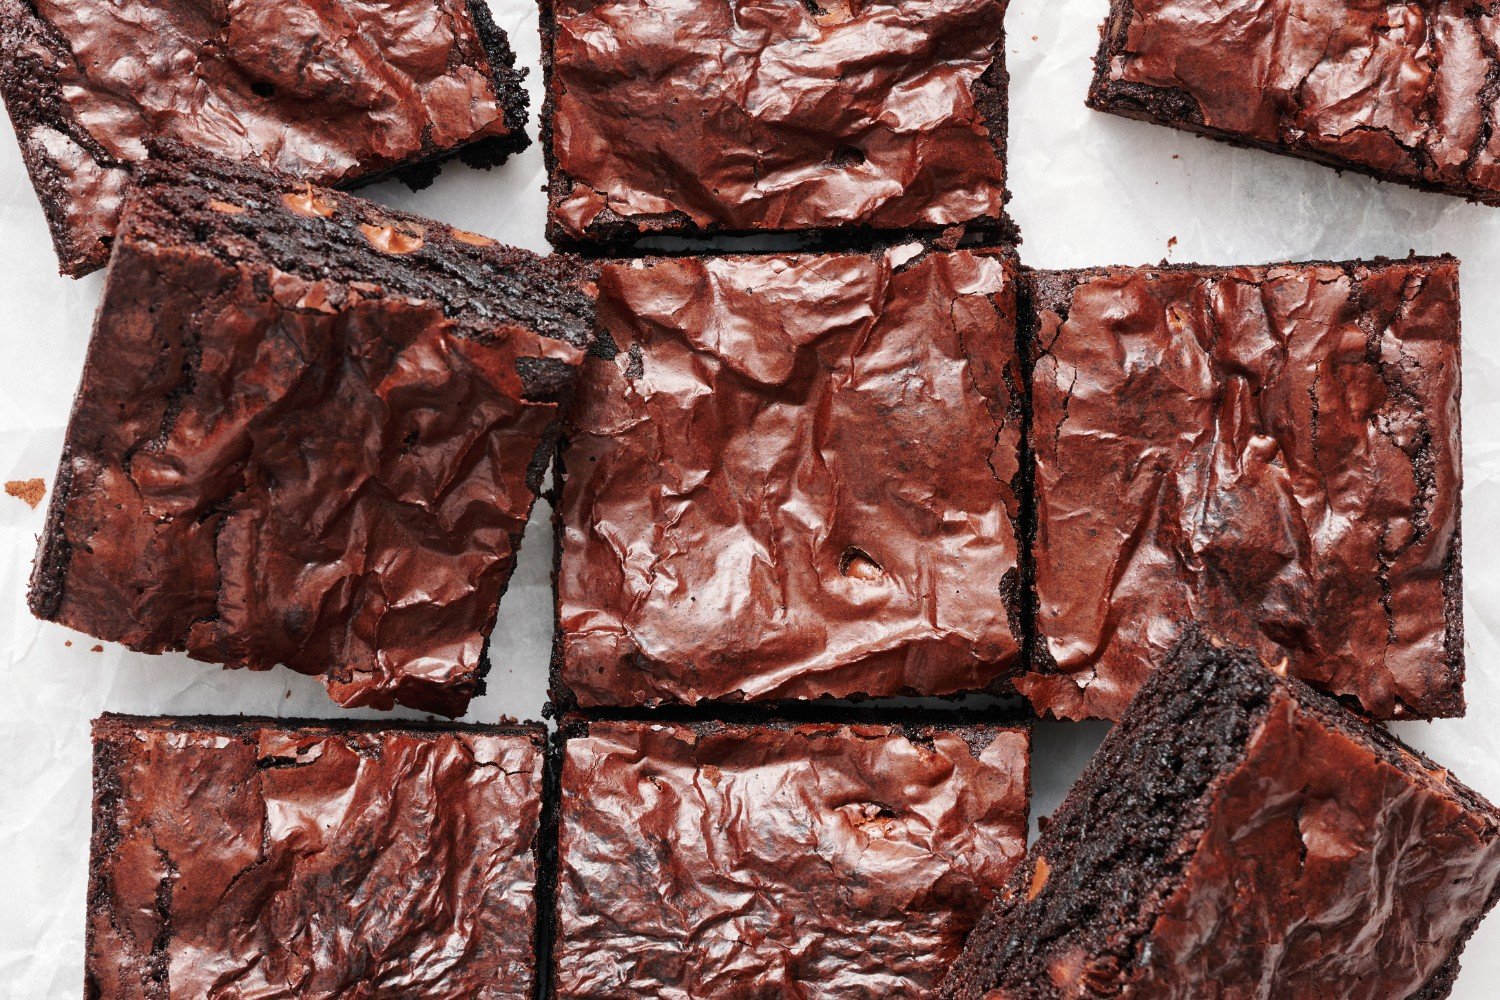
[1022,258,1462,721]
[87,715,544,999]
[545,0,1010,243]
[0,0,525,273]
[555,718,1030,998]
[556,246,1025,708]
[1091,0,1500,203]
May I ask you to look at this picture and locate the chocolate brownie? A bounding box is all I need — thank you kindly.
[88,714,546,999]
[28,150,595,717]
[1020,257,1462,721]
[552,715,1031,999]
[0,0,530,276]
[942,630,1500,1000]
[1089,0,1500,205]
[553,246,1026,709]
[539,0,1013,251]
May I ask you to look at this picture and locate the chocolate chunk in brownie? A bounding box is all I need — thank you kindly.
[553,715,1030,998]
[88,714,546,998]
[943,629,1500,1000]
[540,0,1013,251]
[29,149,595,717]
[1089,0,1500,205]
[1022,257,1462,721]
[553,245,1026,709]
[0,0,530,276]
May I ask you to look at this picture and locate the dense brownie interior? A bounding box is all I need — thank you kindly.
[943,634,1274,997]
[129,147,595,402]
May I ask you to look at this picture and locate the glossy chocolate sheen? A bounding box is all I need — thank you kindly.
[1090,0,1500,205]
[0,0,526,275]
[555,247,1025,708]
[553,718,1031,999]
[29,164,588,717]
[543,0,1010,246]
[87,715,545,1000]
[946,653,1500,999]
[1116,693,1499,998]
[1022,258,1462,721]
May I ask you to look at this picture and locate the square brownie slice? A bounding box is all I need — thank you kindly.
[0,0,530,276]
[1088,0,1500,205]
[552,715,1031,998]
[942,630,1500,1000]
[28,149,595,717]
[553,246,1026,709]
[1021,257,1462,721]
[539,0,1012,250]
[87,714,545,999]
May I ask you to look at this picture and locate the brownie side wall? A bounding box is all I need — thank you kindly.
[27,275,129,622]
[942,639,1276,999]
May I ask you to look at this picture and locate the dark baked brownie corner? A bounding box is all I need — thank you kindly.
[453,0,533,170]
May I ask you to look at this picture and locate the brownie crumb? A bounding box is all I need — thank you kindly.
[5,477,44,508]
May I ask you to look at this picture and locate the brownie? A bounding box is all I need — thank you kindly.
[0,0,530,277]
[553,246,1026,709]
[28,149,595,717]
[551,715,1031,998]
[942,630,1500,1000]
[539,0,1013,251]
[1020,257,1462,721]
[1089,0,1500,205]
[88,714,546,999]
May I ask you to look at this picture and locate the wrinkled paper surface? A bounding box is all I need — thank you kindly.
[1,0,1498,994]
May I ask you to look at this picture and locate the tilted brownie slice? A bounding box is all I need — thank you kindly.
[0,0,530,276]
[88,714,546,999]
[553,245,1026,709]
[1088,0,1500,206]
[552,715,1030,999]
[1021,257,1462,721]
[540,0,1013,251]
[29,150,594,717]
[943,630,1500,1000]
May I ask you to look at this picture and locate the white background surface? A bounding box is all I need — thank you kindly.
[1,0,1498,994]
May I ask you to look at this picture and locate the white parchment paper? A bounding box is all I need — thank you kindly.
[2,0,1498,994]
